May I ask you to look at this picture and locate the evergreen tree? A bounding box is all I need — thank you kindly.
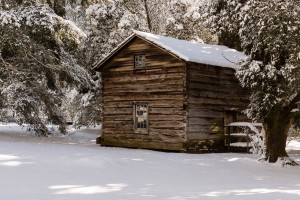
[203,0,300,165]
[0,0,96,135]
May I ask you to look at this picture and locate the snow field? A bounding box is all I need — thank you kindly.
[0,123,300,200]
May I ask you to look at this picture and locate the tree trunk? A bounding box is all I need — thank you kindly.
[264,112,293,163]
[144,0,152,32]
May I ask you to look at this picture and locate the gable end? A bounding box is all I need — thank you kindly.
[94,34,183,71]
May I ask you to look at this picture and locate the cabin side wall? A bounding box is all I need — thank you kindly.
[100,37,187,151]
[186,63,250,152]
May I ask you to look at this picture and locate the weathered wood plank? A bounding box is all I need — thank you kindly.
[187,132,223,140]
[149,107,185,115]
[188,117,224,125]
[102,132,186,143]
[104,100,184,108]
[149,128,185,137]
[188,96,249,105]
[108,54,182,67]
[103,115,133,121]
[104,79,184,90]
[188,123,223,131]
[102,67,185,77]
[189,82,244,93]
[189,109,224,118]
[104,102,133,108]
[189,74,240,85]
[188,90,249,100]
[103,94,184,102]
[102,129,185,139]
[148,115,184,121]
[103,114,184,122]
[102,121,132,129]
[189,63,236,76]
[104,86,184,94]
[103,107,132,115]
[149,121,185,129]
[107,62,185,72]
[104,73,184,84]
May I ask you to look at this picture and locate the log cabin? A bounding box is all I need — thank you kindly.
[94,31,250,153]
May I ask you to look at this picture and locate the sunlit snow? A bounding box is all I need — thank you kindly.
[0,123,300,200]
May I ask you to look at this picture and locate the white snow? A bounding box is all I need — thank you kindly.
[287,140,300,151]
[227,122,263,127]
[230,142,249,147]
[134,30,247,68]
[1,123,300,200]
[226,133,248,137]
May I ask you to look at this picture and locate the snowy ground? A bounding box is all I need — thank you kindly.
[1,123,300,200]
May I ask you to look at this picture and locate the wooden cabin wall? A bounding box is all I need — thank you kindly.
[100,37,187,151]
[186,63,250,152]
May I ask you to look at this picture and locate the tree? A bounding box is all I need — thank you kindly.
[78,0,126,68]
[203,0,300,165]
[120,0,216,43]
[0,1,96,135]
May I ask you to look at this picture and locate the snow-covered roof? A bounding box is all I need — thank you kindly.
[95,31,247,70]
[134,31,247,68]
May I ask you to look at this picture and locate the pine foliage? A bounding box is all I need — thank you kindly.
[203,0,300,124]
[0,0,95,135]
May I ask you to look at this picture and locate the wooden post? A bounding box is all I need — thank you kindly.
[246,130,249,153]
[227,126,231,152]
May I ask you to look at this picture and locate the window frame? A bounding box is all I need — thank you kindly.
[133,102,149,133]
[134,54,146,69]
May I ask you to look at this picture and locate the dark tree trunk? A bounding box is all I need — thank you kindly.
[144,0,152,32]
[264,112,293,163]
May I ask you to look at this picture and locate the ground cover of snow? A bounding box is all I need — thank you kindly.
[1,123,300,200]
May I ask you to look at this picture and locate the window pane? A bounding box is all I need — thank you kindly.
[135,103,148,130]
[134,55,145,68]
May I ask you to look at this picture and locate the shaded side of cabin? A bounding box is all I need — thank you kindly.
[186,63,250,152]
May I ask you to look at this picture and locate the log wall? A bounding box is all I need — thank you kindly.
[186,63,250,152]
[100,37,187,151]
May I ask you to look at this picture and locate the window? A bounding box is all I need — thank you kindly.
[134,55,146,68]
[134,103,148,131]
